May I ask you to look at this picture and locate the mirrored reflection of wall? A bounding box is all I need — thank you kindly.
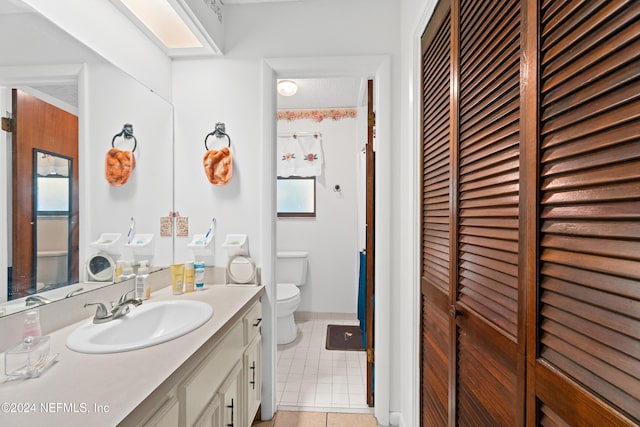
[86,62,174,270]
[0,7,174,314]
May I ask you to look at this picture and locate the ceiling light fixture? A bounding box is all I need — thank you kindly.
[277,80,298,96]
[119,0,202,49]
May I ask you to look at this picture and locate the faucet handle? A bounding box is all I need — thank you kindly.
[84,302,111,322]
[118,289,136,305]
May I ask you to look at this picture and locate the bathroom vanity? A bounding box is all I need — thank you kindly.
[0,284,263,427]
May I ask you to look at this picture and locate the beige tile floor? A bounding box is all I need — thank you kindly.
[252,410,378,427]
[277,316,370,411]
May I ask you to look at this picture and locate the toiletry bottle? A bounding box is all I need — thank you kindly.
[115,260,125,280]
[119,261,136,281]
[136,260,150,300]
[194,262,205,291]
[170,264,185,295]
[184,261,195,293]
[22,309,42,338]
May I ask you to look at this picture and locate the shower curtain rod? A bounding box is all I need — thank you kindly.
[277,131,321,139]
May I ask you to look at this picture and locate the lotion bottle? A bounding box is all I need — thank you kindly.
[170,264,184,295]
[136,260,150,300]
[184,261,195,293]
[194,262,205,291]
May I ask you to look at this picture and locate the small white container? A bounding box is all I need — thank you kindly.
[222,234,249,257]
[90,233,122,256]
[187,234,215,258]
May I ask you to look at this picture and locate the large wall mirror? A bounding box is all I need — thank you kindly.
[0,1,174,316]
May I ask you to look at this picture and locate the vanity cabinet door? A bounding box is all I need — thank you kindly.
[243,300,262,346]
[244,334,261,425]
[194,394,222,427]
[142,397,179,427]
[219,361,243,427]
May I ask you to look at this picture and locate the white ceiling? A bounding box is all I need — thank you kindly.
[223,0,305,4]
[0,0,29,13]
[277,77,365,110]
[0,1,363,111]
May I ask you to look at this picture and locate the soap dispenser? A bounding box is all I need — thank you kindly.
[136,260,150,300]
[22,309,42,338]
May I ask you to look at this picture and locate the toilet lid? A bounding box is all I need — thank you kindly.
[277,283,299,301]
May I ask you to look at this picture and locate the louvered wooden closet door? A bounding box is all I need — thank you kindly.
[420,2,452,425]
[533,1,640,425]
[455,0,522,425]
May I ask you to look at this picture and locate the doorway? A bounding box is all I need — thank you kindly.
[260,55,391,424]
[274,77,373,412]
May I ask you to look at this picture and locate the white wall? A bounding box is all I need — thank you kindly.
[276,115,361,314]
[173,1,399,422]
[396,1,439,426]
[172,0,399,268]
[172,58,263,266]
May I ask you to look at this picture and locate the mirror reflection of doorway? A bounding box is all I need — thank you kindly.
[10,89,79,299]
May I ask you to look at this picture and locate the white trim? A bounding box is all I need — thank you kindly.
[262,55,391,426]
[406,2,440,426]
[260,61,278,419]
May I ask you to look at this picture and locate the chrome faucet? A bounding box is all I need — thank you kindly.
[66,287,84,298]
[84,290,142,324]
[25,295,50,307]
[111,290,142,319]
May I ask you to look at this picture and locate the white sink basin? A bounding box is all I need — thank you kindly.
[66,300,213,354]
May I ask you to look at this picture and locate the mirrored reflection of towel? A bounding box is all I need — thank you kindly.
[105,148,135,186]
[277,135,323,177]
[203,147,233,185]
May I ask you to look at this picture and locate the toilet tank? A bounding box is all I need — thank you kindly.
[276,251,308,286]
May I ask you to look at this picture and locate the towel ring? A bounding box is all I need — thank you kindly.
[111,123,137,152]
[204,122,231,150]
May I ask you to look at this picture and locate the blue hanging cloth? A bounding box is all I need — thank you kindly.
[357,251,367,346]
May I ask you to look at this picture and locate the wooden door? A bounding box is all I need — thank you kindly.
[422,0,639,425]
[11,89,79,298]
[421,0,523,425]
[420,1,452,425]
[528,1,640,425]
[365,79,376,407]
[454,0,523,425]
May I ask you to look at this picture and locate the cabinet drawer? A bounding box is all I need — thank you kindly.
[243,300,262,346]
[180,322,243,427]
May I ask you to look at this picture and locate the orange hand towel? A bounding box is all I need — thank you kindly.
[105,148,136,186]
[203,147,233,185]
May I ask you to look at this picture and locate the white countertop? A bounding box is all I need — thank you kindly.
[0,284,264,427]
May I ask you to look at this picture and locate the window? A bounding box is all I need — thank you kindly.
[277,176,316,217]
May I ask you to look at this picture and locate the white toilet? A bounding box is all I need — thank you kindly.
[276,251,308,345]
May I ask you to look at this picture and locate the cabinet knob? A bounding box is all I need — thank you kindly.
[253,318,262,327]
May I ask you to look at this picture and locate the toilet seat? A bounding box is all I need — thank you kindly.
[277,283,300,302]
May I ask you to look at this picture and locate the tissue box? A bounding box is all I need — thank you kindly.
[4,335,51,378]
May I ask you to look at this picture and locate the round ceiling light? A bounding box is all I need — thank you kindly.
[277,80,298,96]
